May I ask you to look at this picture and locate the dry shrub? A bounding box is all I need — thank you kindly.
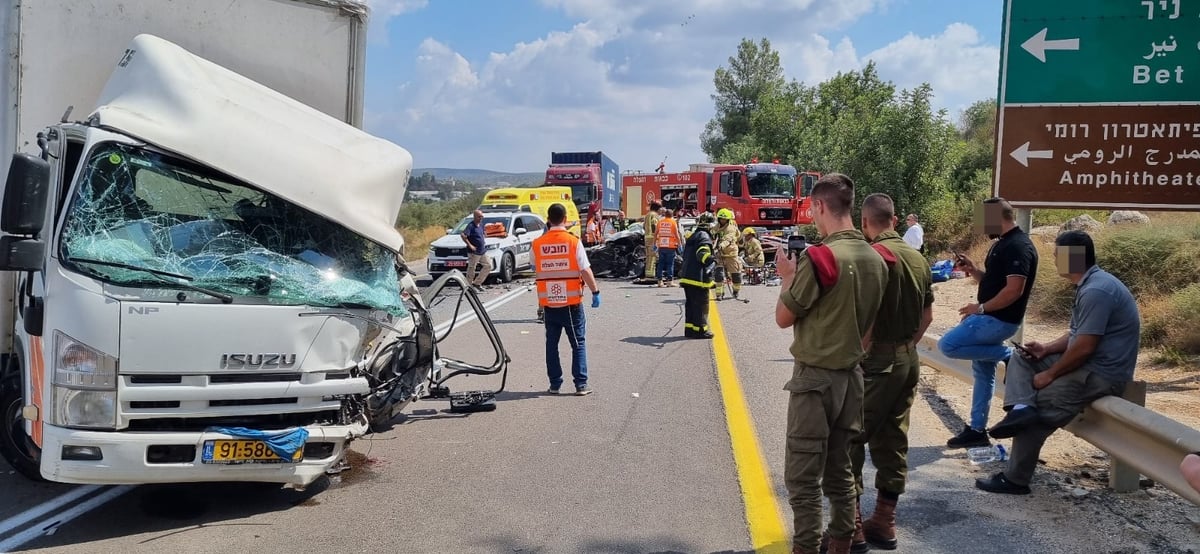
[1157,284,1200,355]
[399,225,451,262]
[1096,222,1200,297]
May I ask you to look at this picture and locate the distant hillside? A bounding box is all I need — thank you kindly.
[414,168,544,186]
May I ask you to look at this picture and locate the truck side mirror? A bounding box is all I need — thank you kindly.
[0,236,45,272]
[2,153,51,236]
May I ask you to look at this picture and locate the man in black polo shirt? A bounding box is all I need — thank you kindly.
[937,198,1038,448]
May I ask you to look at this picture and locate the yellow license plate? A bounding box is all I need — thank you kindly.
[202,440,302,464]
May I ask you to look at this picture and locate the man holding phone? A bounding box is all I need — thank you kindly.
[937,198,1038,449]
[976,231,1139,494]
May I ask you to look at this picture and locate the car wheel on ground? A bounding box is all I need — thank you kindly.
[500,252,515,283]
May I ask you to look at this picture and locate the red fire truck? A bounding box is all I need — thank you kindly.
[621,162,821,234]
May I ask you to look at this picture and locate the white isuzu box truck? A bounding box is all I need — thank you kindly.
[0,1,508,486]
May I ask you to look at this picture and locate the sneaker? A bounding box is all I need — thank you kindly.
[975,472,1031,495]
[547,386,560,395]
[575,385,593,396]
[946,425,990,449]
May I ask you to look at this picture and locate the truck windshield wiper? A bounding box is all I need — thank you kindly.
[68,257,234,304]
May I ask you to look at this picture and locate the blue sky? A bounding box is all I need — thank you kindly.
[363,1,1002,173]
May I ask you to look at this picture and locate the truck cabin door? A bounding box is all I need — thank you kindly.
[719,170,742,198]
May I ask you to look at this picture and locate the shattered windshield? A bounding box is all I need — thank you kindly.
[59,142,407,316]
[746,173,797,198]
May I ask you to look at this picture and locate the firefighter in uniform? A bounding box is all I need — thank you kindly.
[533,203,601,396]
[742,227,765,268]
[850,193,934,552]
[643,201,662,280]
[679,212,716,338]
[656,209,682,287]
[775,174,887,554]
[713,208,742,299]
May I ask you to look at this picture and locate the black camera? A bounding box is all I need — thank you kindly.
[786,234,808,259]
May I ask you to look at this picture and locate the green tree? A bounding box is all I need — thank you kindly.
[700,38,785,160]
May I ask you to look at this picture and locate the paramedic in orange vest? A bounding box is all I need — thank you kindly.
[533,203,601,396]
[584,212,602,246]
[655,208,682,287]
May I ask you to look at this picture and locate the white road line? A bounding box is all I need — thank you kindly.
[0,485,103,538]
[433,286,529,335]
[0,485,132,552]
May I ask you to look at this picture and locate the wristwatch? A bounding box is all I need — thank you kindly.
[977,303,986,315]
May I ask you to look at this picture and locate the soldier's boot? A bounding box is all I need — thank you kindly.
[863,493,898,550]
[824,536,853,554]
[819,502,868,554]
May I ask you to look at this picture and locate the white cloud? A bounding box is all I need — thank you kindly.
[862,23,1000,110]
[363,0,428,44]
[365,3,998,173]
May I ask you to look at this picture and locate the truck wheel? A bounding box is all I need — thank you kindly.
[0,372,44,481]
[500,253,515,283]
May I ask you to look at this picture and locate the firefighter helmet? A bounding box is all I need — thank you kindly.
[696,212,716,228]
[716,208,734,221]
[742,227,756,236]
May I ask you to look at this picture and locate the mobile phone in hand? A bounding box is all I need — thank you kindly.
[1010,340,1033,358]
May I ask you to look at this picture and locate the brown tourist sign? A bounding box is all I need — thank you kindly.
[997,106,1200,208]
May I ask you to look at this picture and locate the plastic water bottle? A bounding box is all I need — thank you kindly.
[967,444,1008,464]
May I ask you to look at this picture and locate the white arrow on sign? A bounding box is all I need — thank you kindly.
[1010,142,1054,167]
[1021,28,1080,63]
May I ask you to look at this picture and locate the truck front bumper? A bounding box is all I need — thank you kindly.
[39,421,367,486]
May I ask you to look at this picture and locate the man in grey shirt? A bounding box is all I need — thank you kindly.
[975,231,1140,494]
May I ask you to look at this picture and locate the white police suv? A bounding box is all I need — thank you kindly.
[427,212,547,283]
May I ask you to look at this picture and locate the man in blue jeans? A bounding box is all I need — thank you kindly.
[938,197,1038,448]
[533,203,602,396]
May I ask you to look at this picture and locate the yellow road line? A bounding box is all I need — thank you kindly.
[709,299,790,553]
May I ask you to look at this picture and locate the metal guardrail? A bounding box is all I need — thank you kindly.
[917,335,1200,506]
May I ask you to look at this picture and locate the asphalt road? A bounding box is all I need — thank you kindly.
[2,276,1197,553]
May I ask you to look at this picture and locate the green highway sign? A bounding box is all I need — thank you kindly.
[1002,0,1199,104]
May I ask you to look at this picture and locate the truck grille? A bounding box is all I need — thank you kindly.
[119,371,368,425]
[760,208,793,220]
[434,247,467,257]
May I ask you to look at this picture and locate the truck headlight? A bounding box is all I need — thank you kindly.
[54,332,117,390]
[52,388,117,429]
[51,332,118,429]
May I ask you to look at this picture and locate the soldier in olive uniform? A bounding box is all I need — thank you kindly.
[713,208,742,299]
[851,193,934,552]
[775,174,887,554]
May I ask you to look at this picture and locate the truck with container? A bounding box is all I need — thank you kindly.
[542,151,621,219]
[0,1,506,487]
[621,161,821,235]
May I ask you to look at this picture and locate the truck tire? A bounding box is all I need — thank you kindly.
[0,370,44,482]
[499,253,515,283]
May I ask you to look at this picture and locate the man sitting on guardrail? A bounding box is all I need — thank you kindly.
[976,231,1140,495]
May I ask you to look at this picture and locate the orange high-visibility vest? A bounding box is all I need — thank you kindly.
[532,228,584,308]
[585,217,602,244]
[656,218,680,249]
